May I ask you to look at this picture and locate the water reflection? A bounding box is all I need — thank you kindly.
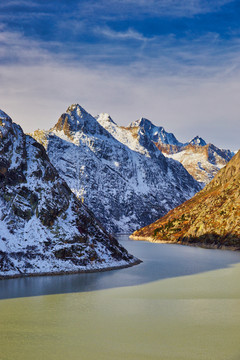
[1,235,240,300]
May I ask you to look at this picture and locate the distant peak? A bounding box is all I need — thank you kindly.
[52,104,96,133]
[96,113,117,125]
[52,104,112,138]
[129,117,154,129]
[189,136,207,147]
[129,117,182,146]
[66,104,90,117]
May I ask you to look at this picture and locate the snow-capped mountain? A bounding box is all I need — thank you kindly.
[188,136,206,147]
[129,117,183,147]
[0,110,137,278]
[31,104,201,234]
[96,115,182,157]
[97,114,233,185]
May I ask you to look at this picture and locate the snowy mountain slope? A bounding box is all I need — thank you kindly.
[165,143,233,184]
[0,110,137,278]
[96,113,150,156]
[97,114,233,185]
[31,104,201,234]
[96,114,182,157]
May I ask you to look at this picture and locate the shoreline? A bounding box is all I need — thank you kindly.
[130,235,240,252]
[0,258,142,281]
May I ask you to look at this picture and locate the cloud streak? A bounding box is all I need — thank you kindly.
[78,0,234,19]
[96,27,152,41]
[1,24,239,78]
[0,28,55,64]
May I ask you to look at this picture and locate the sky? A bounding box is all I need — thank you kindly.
[0,0,239,150]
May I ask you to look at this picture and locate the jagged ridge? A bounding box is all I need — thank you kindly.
[97,114,233,185]
[31,104,201,234]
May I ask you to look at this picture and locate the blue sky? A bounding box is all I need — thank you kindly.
[0,0,239,149]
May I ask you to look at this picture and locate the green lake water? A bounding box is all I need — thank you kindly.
[1,236,240,360]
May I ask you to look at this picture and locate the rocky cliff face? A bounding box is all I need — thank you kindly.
[131,151,240,249]
[0,110,137,278]
[31,104,201,234]
[97,115,233,185]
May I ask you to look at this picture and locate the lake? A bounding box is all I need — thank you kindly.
[0,235,240,360]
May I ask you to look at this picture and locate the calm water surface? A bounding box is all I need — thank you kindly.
[1,236,240,360]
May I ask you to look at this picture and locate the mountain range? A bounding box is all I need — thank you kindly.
[1,103,236,278]
[97,114,233,185]
[0,110,138,278]
[31,104,202,234]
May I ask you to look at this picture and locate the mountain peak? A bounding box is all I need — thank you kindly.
[96,113,117,125]
[0,110,22,142]
[66,104,89,117]
[0,110,12,129]
[189,136,207,147]
[0,109,11,121]
[52,104,105,137]
[129,117,182,147]
[129,117,155,130]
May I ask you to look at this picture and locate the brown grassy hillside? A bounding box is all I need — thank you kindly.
[131,151,240,249]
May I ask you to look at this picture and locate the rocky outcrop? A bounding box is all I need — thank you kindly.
[31,104,201,234]
[131,151,240,249]
[0,110,137,278]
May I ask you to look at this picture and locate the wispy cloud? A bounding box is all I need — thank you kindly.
[0,28,55,64]
[0,0,40,9]
[1,25,240,76]
[96,27,151,41]
[79,0,234,19]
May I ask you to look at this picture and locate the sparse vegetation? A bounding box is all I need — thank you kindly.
[132,151,240,248]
